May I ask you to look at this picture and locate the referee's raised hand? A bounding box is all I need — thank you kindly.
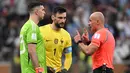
[82,28,89,43]
[74,30,82,44]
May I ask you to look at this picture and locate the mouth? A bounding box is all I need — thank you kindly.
[88,26,91,30]
[60,23,64,26]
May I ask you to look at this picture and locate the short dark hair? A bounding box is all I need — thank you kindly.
[28,1,44,13]
[52,6,66,15]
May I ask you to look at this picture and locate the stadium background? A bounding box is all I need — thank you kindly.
[0,0,130,73]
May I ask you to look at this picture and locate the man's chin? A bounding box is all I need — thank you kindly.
[60,24,64,28]
[39,18,43,21]
[60,26,64,28]
[41,17,44,20]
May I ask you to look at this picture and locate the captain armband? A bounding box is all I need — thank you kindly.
[64,47,72,54]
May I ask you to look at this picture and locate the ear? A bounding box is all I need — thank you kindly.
[35,9,38,15]
[51,15,55,20]
[97,20,100,25]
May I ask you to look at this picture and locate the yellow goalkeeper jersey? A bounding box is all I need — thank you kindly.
[40,24,72,72]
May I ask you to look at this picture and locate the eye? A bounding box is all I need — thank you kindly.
[58,17,62,19]
[58,17,66,19]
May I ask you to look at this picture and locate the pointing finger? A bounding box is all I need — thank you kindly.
[83,28,88,35]
[76,30,80,36]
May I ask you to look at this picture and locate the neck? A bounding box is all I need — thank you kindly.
[29,14,39,25]
[51,22,61,31]
[97,24,105,31]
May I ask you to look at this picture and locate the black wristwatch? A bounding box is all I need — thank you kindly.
[76,40,82,44]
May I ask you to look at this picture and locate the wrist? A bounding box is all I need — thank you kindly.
[76,40,82,44]
[86,41,91,45]
[61,69,67,73]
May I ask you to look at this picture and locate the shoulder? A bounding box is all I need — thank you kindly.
[40,24,50,29]
[20,20,30,32]
[25,20,38,30]
[61,28,70,36]
[95,28,108,35]
[39,24,50,31]
[92,28,107,39]
[23,20,31,27]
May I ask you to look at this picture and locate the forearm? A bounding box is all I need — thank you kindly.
[28,44,40,68]
[29,52,40,68]
[78,43,91,55]
[64,53,72,70]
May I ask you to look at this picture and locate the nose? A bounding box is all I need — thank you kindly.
[62,19,65,23]
[62,18,66,23]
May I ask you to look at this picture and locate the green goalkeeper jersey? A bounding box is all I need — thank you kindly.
[20,19,47,73]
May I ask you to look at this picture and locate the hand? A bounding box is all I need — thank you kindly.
[35,67,44,73]
[82,28,89,43]
[61,69,67,73]
[47,66,55,73]
[74,30,82,43]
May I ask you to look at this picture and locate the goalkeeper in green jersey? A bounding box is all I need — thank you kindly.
[20,1,47,73]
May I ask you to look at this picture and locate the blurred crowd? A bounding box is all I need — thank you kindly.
[0,0,130,73]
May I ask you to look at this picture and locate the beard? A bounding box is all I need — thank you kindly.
[55,23,65,28]
[40,17,43,20]
[38,15,44,21]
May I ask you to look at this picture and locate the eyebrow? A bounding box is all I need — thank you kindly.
[58,17,66,18]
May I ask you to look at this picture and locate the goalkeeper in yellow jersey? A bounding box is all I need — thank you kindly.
[40,6,72,73]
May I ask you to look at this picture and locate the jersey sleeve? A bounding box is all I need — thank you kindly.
[64,49,72,70]
[91,32,102,47]
[27,24,37,44]
[65,33,72,48]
